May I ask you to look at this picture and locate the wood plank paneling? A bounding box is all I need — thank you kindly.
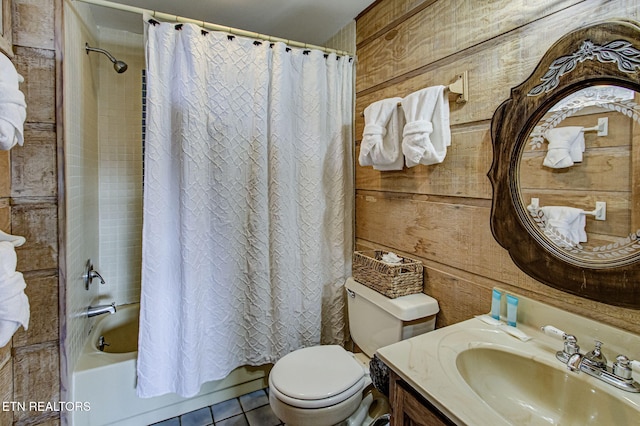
[0,200,9,231]
[356,0,436,47]
[0,150,10,197]
[356,123,492,198]
[355,1,640,132]
[355,0,640,334]
[12,202,58,272]
[356,0,583,93]
[519,149,630,192]
[5,0,62,424]
[12,0,56,50]
[12,273,59,348]
[10,124,57,197]
[13,46,56,124]
[0,356,13,426]
[12,341,59,424]
[355,191,521,282]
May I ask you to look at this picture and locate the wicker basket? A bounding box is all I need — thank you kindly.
[352,250,423,298]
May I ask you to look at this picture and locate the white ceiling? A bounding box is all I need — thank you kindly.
[86,0,375,46]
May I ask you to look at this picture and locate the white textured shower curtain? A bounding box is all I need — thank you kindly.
[137,21,354,398]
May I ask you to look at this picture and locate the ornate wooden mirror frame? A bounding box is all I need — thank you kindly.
[489,19,640,308]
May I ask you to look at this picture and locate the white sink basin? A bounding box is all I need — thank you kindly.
[456,346,640,425]
[376,293,640,426]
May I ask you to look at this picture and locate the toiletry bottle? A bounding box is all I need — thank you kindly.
[507,295,519,327]
[491,289,502,320]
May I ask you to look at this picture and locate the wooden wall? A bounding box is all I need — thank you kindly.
[0,0,61,425]
[355,0,640,333]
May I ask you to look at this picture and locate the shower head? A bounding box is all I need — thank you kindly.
[85,43,128,74]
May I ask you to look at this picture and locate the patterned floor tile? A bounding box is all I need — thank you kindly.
[212,397,244,422]
[245,404,282,426]
[181,406,214,426]
[216,413,250,426]
[239,389,269,412]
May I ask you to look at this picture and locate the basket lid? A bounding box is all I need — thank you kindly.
[346,277,439,320]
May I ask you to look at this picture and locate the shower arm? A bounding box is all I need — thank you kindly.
[85,43,128,73]
[85,43,117,63]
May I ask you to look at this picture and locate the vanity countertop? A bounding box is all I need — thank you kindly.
[376,289,640,426]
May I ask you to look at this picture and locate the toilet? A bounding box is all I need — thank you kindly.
[268,277,439,426]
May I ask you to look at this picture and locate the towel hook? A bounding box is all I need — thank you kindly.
[446,70,468,104]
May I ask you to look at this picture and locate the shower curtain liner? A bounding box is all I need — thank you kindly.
[137,20,354,398]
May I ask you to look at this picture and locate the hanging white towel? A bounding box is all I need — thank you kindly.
[0,241,29,347]
[540,206,587,247]
[359,97,404,170]
[0,54,27,151]
[401,85,451,168]
[543,126,584,169]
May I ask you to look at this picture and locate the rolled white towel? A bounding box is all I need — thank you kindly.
[0,241,29,347]
[543,126,584,169]
[359,97,404,170]
[0,54,27,151]
[401,85,450,167]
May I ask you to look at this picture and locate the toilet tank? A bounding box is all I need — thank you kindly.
[345,278,439,357]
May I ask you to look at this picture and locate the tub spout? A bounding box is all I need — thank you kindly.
[87,302,116,318]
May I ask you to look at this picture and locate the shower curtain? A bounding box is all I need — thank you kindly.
[137,21,354,398]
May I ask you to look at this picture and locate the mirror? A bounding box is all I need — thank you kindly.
[489,20,640,308]
[520,85,639,262]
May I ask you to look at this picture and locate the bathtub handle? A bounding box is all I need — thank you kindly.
[84,259,106,290]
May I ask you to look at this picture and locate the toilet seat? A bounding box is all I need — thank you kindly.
[269,345,366,409]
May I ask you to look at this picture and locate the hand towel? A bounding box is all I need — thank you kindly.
[540,206,587,247]
[543,126,584,169]
[0,54,27,151]
[0,241,29,347]
[401,85,451,167]
[359,97,404,170]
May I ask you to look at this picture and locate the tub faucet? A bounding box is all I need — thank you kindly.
[87,302,116,318]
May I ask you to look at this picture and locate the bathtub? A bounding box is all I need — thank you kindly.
[72,303,270,426]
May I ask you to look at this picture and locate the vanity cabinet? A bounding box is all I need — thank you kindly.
[389,370,456,426]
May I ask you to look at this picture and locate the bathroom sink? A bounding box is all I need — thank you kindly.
[377,291,640,426]
[456,347,639,425]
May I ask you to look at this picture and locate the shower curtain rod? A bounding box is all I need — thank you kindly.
[75,0,352,56]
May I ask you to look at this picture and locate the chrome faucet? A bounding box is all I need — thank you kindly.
[584,340,607,369]
[84,259,106,290]
[541,325,640,393]
[566,351,584,372]
[87,302,116,318]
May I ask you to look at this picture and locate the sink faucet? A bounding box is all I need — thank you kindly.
[87,302,116,318]
[566,352,583,372]
[584,340,607,369]
[541,325,640,393]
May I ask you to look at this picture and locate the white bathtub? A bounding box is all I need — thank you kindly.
[71,303,270,426]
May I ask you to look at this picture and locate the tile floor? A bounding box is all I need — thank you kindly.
[150,388,284,426]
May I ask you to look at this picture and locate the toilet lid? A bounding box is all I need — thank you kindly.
[270,345,365,407]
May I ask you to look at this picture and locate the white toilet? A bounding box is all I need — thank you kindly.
[268,277,439,426]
